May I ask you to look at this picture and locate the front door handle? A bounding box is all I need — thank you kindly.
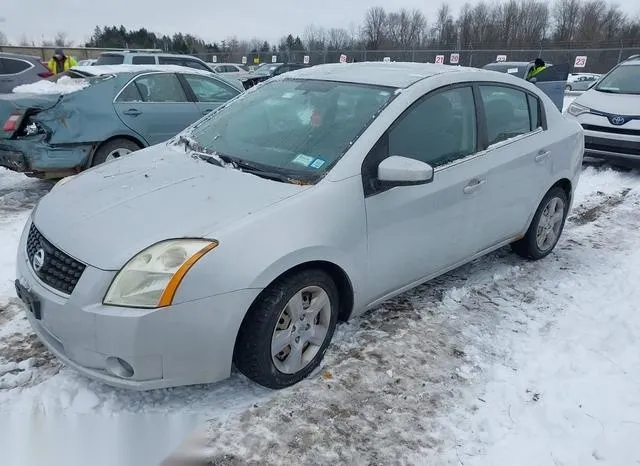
[463,178,486,194]
[123,108,142,117]
[535,149,551,163]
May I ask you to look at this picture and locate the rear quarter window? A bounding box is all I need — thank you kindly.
[0,58,32,74]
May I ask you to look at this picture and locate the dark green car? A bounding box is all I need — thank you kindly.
[0,65,243,178]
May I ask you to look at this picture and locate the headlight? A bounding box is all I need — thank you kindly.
[51,175,76,191]
[567,102,590,117]
[104,239,218,308]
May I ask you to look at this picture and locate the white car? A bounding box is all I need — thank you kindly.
[565,55,640,164]
[15,62,584,391]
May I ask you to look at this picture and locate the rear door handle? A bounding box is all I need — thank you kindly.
[123,108,142,117]
[463,178,486,194]
[535,149,551,163]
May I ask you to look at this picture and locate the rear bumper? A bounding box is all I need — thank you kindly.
[0,138,93,177]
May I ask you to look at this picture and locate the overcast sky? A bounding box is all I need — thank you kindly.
[2,0,640,46]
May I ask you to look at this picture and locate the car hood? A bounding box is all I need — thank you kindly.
[575,89,640,115]
[32,144,310,270]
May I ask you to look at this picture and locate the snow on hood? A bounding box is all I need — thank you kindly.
[12,76,90,95]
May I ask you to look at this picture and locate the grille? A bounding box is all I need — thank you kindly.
[26,224,86,294]
[582,124,640,136]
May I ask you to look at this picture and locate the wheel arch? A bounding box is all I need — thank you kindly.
[248,260,355,324]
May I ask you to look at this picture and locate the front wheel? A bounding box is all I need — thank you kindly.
[512,187,569,260]
[234,269,339,389]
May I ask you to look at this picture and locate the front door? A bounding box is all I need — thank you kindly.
[363,85,486,303]
[113,72,201,145]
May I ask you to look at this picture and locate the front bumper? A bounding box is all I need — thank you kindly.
[0,138,93,177]
[15,218,261,390]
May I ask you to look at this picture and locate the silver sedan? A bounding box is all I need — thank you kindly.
[15,62,585,390]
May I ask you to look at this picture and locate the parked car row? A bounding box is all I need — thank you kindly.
[13,60,585,392]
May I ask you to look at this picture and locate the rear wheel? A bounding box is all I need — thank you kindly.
[234,269,339,389]
[91,138,141,167]
[512,187,569,260]
[565,84,572,91]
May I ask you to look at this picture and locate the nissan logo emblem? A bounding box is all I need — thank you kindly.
[33,248,45,273]
[611,116,626,125]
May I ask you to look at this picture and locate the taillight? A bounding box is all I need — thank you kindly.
[3,114,23,132]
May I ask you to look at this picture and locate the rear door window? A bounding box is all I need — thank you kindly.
[132,56,156,65]
[182,59,210,71]
[479,85,537,145]
[96,54,125,65]
[1,58,31,74]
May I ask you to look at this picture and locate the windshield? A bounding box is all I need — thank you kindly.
[595,65,640,94]
[187,79,394,179]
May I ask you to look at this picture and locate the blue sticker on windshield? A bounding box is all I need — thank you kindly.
[292,154,314,167]
[310,158,326,169]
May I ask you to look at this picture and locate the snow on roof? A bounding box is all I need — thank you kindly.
[12,75,90,95]
[72,64,214,77]
[281,61,474,88]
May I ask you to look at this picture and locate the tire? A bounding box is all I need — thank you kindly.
[91,138,141,167]
[565,85,572,91]
[511,187,569,260]
[234,269,339,389]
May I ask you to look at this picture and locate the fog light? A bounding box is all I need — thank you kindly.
[105,356,134,378]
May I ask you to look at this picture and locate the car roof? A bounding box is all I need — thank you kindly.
[281,61,479,88]
[72,64,214,77]
[0,52,42,62]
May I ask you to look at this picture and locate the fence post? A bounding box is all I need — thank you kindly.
[617,40,623,64]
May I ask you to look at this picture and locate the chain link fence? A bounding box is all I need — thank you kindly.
[191,47,640,74]
[3,45,639,74]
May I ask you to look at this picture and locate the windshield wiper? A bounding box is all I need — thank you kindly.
[176,135,232,168]
[595,88,620,94]
[230,159,304,183]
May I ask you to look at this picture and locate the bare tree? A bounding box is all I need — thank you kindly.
[432,3,457,47]
[362,6,387,49]
[551,0,581,42]
[54,31,72,47]
[326,28,351,50]
[18,34,31,46]
[386,8,427,49]
[303,24,326,50]
[0,30,8,46]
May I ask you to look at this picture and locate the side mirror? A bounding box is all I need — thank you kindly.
[377,156,434,188]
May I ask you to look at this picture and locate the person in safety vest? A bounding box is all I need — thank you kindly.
[527,58,546,80]
[47,49,78,74]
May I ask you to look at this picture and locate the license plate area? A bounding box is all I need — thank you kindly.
[15,279,42,320]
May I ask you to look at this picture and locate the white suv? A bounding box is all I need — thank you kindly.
[565,55,640,165]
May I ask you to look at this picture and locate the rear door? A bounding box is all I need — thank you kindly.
[471,83,553,250]
[113,72,201,145]
[178,73,241,116]
[529,63,570,111]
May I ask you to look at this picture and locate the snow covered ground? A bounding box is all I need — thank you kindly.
[3,92,640,466]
